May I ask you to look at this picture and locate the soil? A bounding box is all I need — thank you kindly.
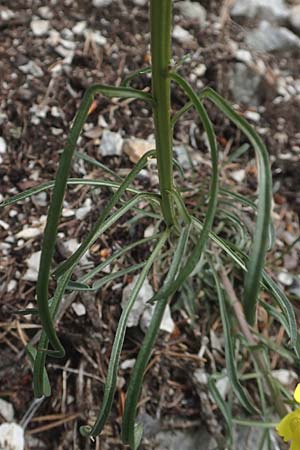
[0,1,299,449]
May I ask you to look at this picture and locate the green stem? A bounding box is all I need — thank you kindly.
[150,0,175,227]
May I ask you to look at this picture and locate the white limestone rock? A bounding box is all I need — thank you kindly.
[99,130,123,157]
[230,0,289,21]
[176,1,206,26]
[30,19,50,37]
[0,423,24,450]
[246,21,300,53]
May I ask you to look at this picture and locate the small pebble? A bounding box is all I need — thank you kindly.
[72,21,87,35]
[38,6,53,19]
[0,423,24,450]
[0,137,7,154]
[272,369,297,386]
[176,1,206,26]
[123,137,154,163]
[30,19,50,37]
[7,280,17,293]
[16,227,41,240]
[84,30,107,46]
[75,198,92,220]
[172,25,193,44]
[278,271,294,286]
[230,169,246,183]
[72,302,86,317]
[23,251,41,282]
[99,130,123,157]
[120,358,136,370]
[0,399,14,422]
[32,192,47,207]
[0,9,15,20]
[0,219,9,230]
[244,110,261,122]
[19,61,43,78]
[92,0,113,7]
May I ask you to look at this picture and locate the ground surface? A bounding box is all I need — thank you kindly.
[0,1,300,449]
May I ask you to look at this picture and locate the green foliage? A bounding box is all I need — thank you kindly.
[0,0,297,448]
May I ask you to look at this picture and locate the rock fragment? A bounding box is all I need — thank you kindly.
[16,227,41,240]
[0,423,24,450]
[230,169,246,183]
[30,19,50,37]
[121,277,154,328]
[84,30,107,46]
[246,21,300,53]
[289,5,300,33]
[0,399,14,422]
[92,0,113,7]
[99,130,123,156]
[75,198,92,220]
[0,137,7,154]
[19,62,43,78]
[230,0,288,21]
[272,369,298,386]
[176,1,206,26]
[230,63,262,106]
[72,302,86,317]
[121,276,175,333]
[23,251,41,282]
[278,271,294,286]
[72,21,87,35]
[123,137,154,163]
[172,25,194,44]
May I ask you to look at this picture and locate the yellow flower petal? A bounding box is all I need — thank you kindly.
[277,410,300,449]
[277,412,296,441]
[290,416,300,447]
[294,384,300,404]
[291,438,300,450]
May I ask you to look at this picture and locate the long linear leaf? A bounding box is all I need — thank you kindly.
[174,85,272,325]
[122,66,152,87]
[26,344,51,397]
[36,84,154,357]
[217,208,248,248]
[192,218,298,354]
[0,178,143,208]
[221,240,298,351]
[220,188,256,209]
[262,273,299,354]
[66,262,146,292]
[210,263,258,414]
[74,151,123,181]
[220,189,275,252]
[53,150,156,279]
[80,229,169,438]
[32,271,72,396]
[78,234,161,284]
[173,87,272,324]
[54,193,160,283]
[122,225,192,449]
[208,376,232,438]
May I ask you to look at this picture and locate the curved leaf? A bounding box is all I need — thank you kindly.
[181,86,272,325]
[80,229,169,438]
[0,178,142,208]
[36,84,154,357]
[122,225,192,447]
[210,262,258,414]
